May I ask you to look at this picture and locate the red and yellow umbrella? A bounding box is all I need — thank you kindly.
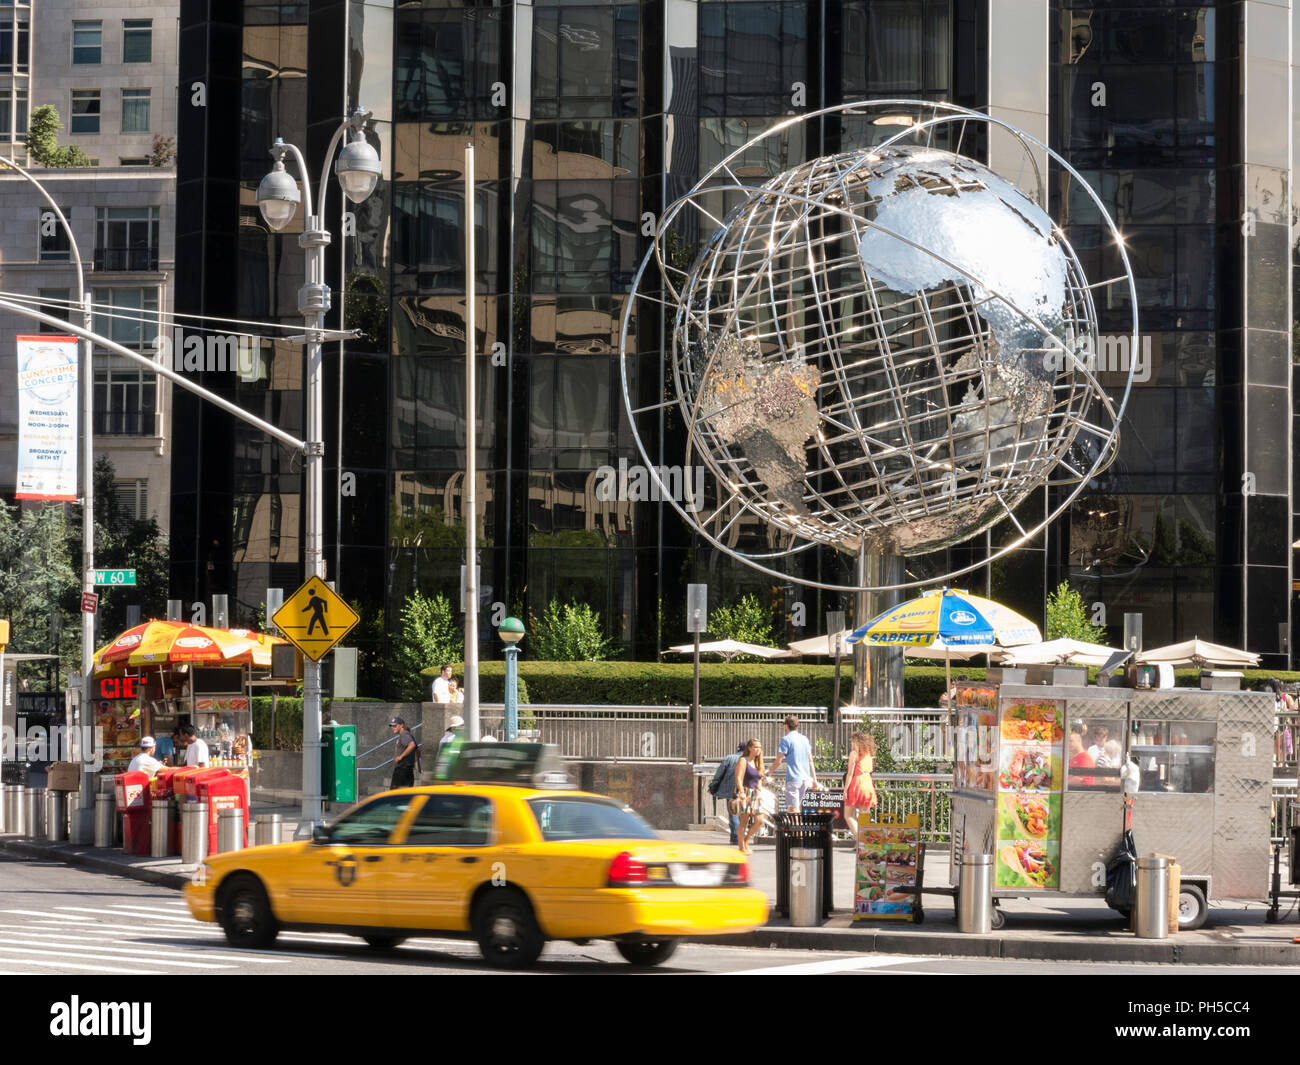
[94,620,283,673]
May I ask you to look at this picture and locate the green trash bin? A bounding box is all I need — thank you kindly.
[321,725,357,803]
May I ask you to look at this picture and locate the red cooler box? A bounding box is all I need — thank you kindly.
[196,773,249,852]
[178,767,229,802]
[114,771,151,856]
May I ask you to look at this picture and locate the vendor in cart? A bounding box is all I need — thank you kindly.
[179,724,210,767]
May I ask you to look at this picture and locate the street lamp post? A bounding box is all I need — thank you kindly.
[499,617,525,741]
[256,109,380,831]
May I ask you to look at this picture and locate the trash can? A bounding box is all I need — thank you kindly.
[2,784,22,834]
[94,791,115,848]
[789,847,824,926]
[1135,856,1170,940]
[45,790,67,842]
[958,854,993,934]
[216,807,244,855]
[774,812,835,918]
[181,801,209,866]
[253,813,284,847]
[151,802,174,858]
[24,786,46,839]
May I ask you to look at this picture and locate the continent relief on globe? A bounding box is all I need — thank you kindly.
[697,333,821,517]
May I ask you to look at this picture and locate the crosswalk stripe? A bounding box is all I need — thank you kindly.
[0,956,167,975]
[0,927,295,963]
[57,905,204,926]
[0,941,239,970]
[0,946,211,972]
[733,954,933,976]
[3,909,92,920]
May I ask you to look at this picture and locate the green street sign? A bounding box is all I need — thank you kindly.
[93,569,137,586]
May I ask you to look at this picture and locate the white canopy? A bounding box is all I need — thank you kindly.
[997,637,1125,667]
[1135,638,1260,668]
[665,639,792,661]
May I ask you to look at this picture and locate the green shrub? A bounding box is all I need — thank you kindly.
[252,696,303,751]
[528,600,616,661]
[1045,581,1108,641]
[387,591,463,700]
[708,594,776,661]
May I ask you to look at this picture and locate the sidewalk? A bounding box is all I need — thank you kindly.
[4,821,1298,966]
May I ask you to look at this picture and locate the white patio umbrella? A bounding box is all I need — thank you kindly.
[665,639,792,662]
[998,637,1125,667]
[1135,638,1260,669]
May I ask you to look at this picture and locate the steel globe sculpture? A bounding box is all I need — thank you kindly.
[619,101,1138,592]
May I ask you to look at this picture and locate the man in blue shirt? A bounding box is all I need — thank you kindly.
[708,742,746,844]
[769,714,819,812]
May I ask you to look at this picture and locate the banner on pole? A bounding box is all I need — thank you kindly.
[15,335,79,501]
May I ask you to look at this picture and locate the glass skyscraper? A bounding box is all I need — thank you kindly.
[173,1,1294,686]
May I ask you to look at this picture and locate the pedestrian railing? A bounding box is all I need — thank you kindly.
[357,722,424,774]
[1273,777,1298,845]
[760,768,953,842]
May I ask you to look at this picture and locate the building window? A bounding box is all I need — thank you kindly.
[114,480,149,521]
[122,19,151,63]
[93,287,159,435]
[121,88,150,133]
[38,206,71,261]
[38,288,71,332]
[0,16,29,72]
[72,20,101,65]
[95,206,160,271]
[119,157,149,166]
[70,90,100,134]
[0,83,27,139]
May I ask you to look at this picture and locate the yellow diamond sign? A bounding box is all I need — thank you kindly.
[273,577,359,662]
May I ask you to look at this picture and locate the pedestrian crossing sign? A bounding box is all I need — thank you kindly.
[272,577,359,662]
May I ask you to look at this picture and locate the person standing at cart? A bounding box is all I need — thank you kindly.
[841,731,877,839]
[127,737,164,778]
[180,724,209,767]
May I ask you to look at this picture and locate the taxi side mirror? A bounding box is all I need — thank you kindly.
[311,824,331,845]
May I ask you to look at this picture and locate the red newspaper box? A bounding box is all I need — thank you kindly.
[196,773,248,852]
[178,767,228,802]
[114,771,151,856]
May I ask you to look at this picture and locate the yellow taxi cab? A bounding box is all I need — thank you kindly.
[184,743,768,967]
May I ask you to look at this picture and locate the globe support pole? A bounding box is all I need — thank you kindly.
[859,549,905,709]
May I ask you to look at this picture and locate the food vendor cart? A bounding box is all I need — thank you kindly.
[949,680,1273,930]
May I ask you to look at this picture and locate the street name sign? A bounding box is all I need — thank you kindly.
[272,577,359,662]
[94,569,137,586]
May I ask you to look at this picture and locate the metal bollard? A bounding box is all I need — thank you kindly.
[216,808,244,854]
[958,854,994,934]
[2,785,22,834]
[24,787,46,839]
[789,847,824,927]
[65,790,80,839]
[181,802,208,866]
[45,791,67,842]
[253,813,284,847]
[94,791,115,848]
[1135,856,1170,940]
[151,802,174,858]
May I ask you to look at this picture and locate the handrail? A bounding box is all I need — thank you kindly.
[357,722,422,772]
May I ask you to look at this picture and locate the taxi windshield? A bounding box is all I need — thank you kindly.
[527,797,658,841]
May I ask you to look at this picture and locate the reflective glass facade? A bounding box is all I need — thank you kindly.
[173,0,1294,681]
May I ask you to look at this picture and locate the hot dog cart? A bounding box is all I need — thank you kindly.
[949,681,1273,929]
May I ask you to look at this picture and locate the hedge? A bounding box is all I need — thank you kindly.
[251,697,383,752]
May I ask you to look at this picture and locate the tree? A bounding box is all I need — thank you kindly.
[149,134,176,167]
[709,593,776,661]
[0,499,80,686]
[529,600,616,661]
[26,106,94,168]
[386,591,463,700]
[1045,580,1108,642]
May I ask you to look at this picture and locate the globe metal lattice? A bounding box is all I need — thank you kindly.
[619,102,1138,592]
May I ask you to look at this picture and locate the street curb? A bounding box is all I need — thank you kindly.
[2,837,190,891]
[699,924,1300,966]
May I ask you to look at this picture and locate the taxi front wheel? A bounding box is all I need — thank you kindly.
[473,890,545,969]
[615,939,679,967]
[219,875,279,949]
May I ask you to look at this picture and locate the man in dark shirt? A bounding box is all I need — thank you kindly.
[390,717,417,789]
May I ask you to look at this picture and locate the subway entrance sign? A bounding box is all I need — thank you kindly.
[272,577,358,662]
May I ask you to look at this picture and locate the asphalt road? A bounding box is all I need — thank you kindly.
[3,854,1298,976]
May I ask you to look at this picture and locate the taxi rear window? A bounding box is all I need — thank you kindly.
[527,798,658,842]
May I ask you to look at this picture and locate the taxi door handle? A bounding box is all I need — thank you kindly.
[363,855,383,863]
[460,856,479,864]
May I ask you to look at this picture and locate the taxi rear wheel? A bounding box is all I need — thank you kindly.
[473,890,545,969]
[615,939,679,967]
[219,875,279,949]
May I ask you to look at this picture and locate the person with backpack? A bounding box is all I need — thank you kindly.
[708,742,746,845]
[389,717,419,789]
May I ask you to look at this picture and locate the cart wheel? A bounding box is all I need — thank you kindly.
[1176,884,1208,931]
[990,907,1006,931]
[912,908,925,925]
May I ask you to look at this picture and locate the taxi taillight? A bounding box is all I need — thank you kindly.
[728,861,750,886]
[607,851,647,886]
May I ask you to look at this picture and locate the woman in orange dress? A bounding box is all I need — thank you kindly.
[842,731,877,839]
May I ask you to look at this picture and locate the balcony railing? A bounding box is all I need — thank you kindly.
[94,247,159,271]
